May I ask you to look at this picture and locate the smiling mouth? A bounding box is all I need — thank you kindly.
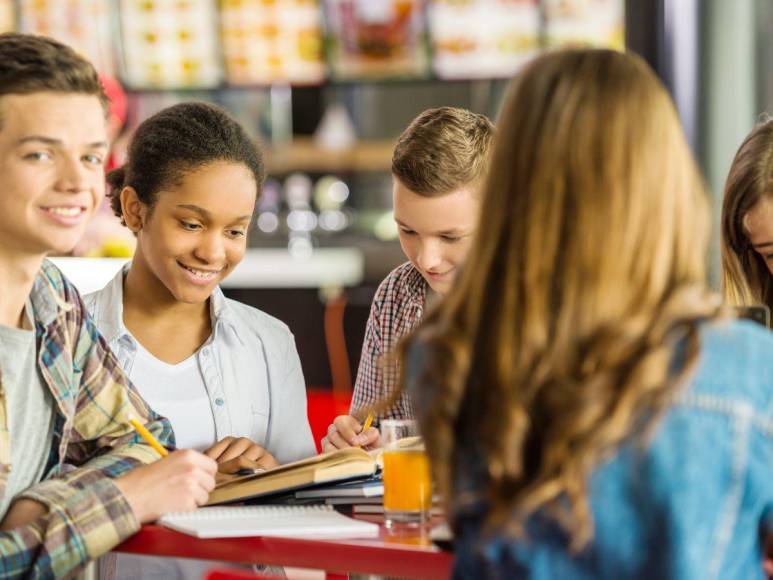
[41,206,86,217]
[177,261,222,281]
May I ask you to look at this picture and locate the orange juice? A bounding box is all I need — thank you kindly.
[383,449,432,514]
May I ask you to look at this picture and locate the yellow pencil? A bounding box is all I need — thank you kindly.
[128,415,168,457]
[361,413,374,432]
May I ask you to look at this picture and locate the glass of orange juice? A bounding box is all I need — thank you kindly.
[381,419,432,527]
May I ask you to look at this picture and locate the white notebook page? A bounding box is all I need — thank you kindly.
[158,505,380,539]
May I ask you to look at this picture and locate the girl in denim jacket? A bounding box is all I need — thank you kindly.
[400,49,773,580]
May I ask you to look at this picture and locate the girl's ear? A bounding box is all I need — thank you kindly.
[120,186,147,233]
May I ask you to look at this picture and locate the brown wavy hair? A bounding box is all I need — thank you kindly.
[721,116,773,310]
[399,49,720,550]
[0,33,108,126]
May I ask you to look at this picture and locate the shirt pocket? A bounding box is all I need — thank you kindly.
[249,406,269,447]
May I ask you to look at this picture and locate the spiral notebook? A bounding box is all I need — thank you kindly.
[158,505,380,539]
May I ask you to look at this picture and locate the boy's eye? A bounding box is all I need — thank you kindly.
[180,221,201,231]
[24,151,52,162]
[227,229,246,238]
[441,235,460,243]
[400,228,416,235]
[82,153,105,165]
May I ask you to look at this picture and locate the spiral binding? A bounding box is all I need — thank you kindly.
[162,504,334,521]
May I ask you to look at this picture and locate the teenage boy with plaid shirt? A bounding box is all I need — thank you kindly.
[0,33,217,577]
[322,107,495,451]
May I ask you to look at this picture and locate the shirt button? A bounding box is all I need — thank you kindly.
[202,349,209,357]
[215,398,224,406]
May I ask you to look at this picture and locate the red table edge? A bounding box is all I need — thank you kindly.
[115,524,453,579]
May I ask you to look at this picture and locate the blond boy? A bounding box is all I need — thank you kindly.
[322,107,494,451]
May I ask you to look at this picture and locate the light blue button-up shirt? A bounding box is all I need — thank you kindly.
[84,267,316,465]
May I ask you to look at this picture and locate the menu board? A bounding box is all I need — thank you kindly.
[119,0,221,89]
[0,0,14,33]
[18,0,116,74]
[221,0,326,85]
[543,0,624,49]
[429,0,539,80]
[8,0,626,87]
[324,0,430,80]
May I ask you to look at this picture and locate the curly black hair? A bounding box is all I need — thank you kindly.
[107,102,265,222]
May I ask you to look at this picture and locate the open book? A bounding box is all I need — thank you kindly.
[207,447,380,506]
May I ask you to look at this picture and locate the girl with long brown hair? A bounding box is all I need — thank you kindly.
[721,116,773,313]
[401,49,773,579]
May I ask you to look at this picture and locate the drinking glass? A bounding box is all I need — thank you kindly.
[381,419,432,526]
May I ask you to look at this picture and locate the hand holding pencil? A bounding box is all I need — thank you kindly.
[320,412,381,452]
[114,415,218,523]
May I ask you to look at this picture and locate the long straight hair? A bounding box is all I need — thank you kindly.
[721,117,773,310]
[400,49,719,550]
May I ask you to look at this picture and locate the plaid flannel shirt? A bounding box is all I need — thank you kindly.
[350,262,428,422]
[0,260,174,579]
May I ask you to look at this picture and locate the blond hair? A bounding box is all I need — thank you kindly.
[400,49,719,550]
[720,117,773,310]
[391,106,494,196]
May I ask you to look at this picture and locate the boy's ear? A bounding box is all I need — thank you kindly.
[120,186,147,233]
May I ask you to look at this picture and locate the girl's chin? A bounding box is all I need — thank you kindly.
[170,282,215,305]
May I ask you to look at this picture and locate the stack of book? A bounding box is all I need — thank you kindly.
[207,447,381,506]
[206,446,444,516]
[294,477,384,506]
[292,478,444,516]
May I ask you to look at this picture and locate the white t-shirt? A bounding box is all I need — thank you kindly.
[0,301,54,518]
[114,336,218,580]
[127,338,216,452]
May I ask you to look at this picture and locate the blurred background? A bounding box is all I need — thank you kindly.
[4,0,769,402]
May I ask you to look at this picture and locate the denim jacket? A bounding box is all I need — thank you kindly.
[84,267,315,465]
[414,320,773,580]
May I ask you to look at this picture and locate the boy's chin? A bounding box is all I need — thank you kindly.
[425,277,452,295]
[43,232,87,256]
